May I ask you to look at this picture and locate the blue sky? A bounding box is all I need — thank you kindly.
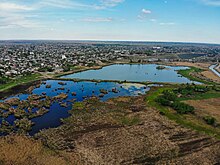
[0,0,220,43]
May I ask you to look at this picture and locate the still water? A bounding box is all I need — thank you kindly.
[61,64,199,83]
[0,80,150,135]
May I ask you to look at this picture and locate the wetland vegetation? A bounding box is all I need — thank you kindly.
[0,62,220,164]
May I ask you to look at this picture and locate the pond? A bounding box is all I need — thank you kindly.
[0,80,150,135]
[61,64,199,84]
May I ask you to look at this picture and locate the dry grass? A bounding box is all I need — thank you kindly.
[35,96,220,164]
[170,62,220,83]
[2,95,220,164]
[201,71,220,83]
[0,135,69,165]
[171,62,211,69]
[185,98,220,121]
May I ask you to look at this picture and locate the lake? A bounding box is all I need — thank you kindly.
[0,80,150,135]
[0,64,201,135]
[61,64,199,84]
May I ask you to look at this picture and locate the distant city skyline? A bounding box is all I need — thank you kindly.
[0,0,220,44]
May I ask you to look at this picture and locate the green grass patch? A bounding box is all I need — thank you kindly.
[119,116,141,126]
[178,91,220,101]
[0,74,42,92]
[72,102,85,110]
[146,87,220,139]
[178,67,214,85]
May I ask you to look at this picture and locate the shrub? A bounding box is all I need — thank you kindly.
[203,116,216,125]
[171,101,194,114]
[162,90,177,101]
[156,96,171,106]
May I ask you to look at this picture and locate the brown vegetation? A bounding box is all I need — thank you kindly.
[35,96,220,164]
[171,62,220,83]
[0,135,68,165]
[171,62,210,69]
[1,91,220,164]
[185,98,220,121]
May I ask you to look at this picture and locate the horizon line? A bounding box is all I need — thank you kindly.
[0,39,220,46]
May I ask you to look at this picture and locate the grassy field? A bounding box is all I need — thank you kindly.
[177,67,215,84]
[146,86,220,139]
[0,73,42,92]
[178,91,220,101]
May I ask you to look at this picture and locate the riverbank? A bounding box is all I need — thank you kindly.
[0,63,113,96]
[0,74,42,92]
[169,62,220,84]
[0,61,217,98]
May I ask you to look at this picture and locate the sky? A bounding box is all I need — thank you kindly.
[0,0,220,44]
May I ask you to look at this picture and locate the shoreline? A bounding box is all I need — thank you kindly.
[0,62,218,99]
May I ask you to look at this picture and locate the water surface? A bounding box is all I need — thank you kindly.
[61,64,199,83]
[0,80,149,135]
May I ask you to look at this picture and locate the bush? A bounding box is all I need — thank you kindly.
[162,90,177,101]
[203,116,216,125]
[38,67,54,72]
[63,66,70,72]
[156,89,195,114]
[171,101,194,114]
[156,96,171,106]
[0,77,9,85]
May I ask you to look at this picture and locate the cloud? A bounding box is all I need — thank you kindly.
[38,0,124,10]
[0,2,33,11]
[0,2,40,28]
[0,0,125,29]
[99,0,124,7]
[81,17,113,22]
[0,14,41,28]
[38,0,92,9]
[199,0,220,6]
[138,9,152,20]
[94,0,124,9]
[160,22,176,25]
[142,9,152,14]
[150,19,157,22]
